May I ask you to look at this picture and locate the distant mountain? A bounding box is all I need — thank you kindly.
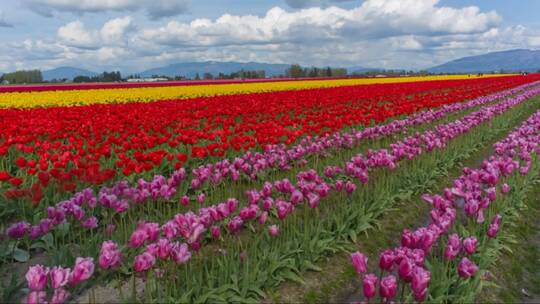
[428,49,540,73]
[42,67,97,81]
[139,61,291,78]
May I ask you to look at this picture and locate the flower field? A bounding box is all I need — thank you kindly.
[1,74,540,303]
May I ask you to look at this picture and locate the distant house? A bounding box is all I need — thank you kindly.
[1,80,9,85]
[127,78,168,83]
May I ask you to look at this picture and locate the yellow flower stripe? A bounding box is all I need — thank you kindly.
[0,74,511,109]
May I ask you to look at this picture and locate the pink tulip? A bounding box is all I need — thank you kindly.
[379,275,397,299]
[487,214,502,238]
[444,234,461,261]
[128,228,148,248]
[463,237,478,255]
[362,273,378,299]
[379,249,395,271]
[50,266,71,289]
[26,265,48,291]
[197,193,206,204]
[211,225,221,240]
[398,258,415,282]
[180,195,190,206]
[228,216,244,234]
[51,288,70,304]
[144,222,160,242]
[351,251,367,274]
[25,291,47,304]
[411,267,430,303]
[99,240,122,269]
[133,252,156,272]
[170,242,191,264]
[70,257,94,285]
[156,238,171,260]
[345,181,357,195]
[501,183,510,194]
[457,257,478,278]
[268,224,280,236]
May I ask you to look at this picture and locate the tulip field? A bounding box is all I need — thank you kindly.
[1,74,540,303]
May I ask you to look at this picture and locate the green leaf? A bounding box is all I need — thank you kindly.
[302,260,322,272]
[13,248,30,262]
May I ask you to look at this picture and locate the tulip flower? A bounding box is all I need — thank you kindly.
[351,251,367,274]
[457,257,478,278]
[50,266,71,289]
[379,275,397,299]
[362,273,378,299]
[51,288,70,304]
[268,224,280,236]
[463,237,478,255]
[379,249,395,271]
[398,258,415,282]
[25,291,47,304]
[487,214,502,238]
[411,267,430,303]
[26,265,48,291]
[133,252,156,272]
[99,241,122,269]
[70,257,94,285]
[170,242,191,264]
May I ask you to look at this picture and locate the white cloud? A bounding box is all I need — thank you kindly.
[2,0,540,73]
[135,0,501,51]
[25,0,190,19]
[58,17,135,49]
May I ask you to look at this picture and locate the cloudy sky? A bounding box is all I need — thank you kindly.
[0,0,539,73]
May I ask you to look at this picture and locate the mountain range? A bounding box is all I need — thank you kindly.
[4,49,540,81]
[428,49,540,73]
[42,67,97,81]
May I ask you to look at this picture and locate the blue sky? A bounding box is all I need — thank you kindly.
[0,0,539,73]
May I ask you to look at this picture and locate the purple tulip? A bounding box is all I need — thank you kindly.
[81,216,98,229]
[457,257,478,278]
[501,183,510,194]
[463,237,478,255]
[7,221,30,239]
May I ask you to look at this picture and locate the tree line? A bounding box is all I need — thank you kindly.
[0,70,43,84]
[285,64,348,78]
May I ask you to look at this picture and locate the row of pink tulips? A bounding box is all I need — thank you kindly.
[349,100,540,303]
